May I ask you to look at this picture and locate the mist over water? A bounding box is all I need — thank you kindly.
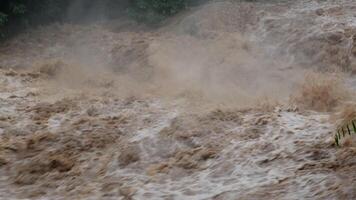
[23,0,354,107]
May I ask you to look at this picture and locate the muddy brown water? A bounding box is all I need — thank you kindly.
[0,0,356,199]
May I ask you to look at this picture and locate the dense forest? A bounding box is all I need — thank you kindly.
[0,0,189,37]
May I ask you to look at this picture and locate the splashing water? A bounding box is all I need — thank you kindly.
[0,0,355,199]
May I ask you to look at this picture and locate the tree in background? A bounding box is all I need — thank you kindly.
[0,0,26,36]
[0,0,70,37]
[128,0,186,24]
[0,0,187,38]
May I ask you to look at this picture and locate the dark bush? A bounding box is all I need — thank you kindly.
[128,0,186,24]
[0,0,187,38]
[0,0,71,37]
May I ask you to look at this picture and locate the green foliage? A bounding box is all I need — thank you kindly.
[0,0,187,38]
[9,2,26,14]
[128,0,186,24]
[0,12,8,26]
[335,120,356,146]
[0,0,71,37]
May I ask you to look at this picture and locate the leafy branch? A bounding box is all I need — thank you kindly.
[335,120,356,146]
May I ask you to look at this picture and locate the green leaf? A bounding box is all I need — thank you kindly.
[352,120,356,133]
[0,12,8,26]
[347,124,351,135]
[335,134,339,146]
[10,3,26,15]
[335,119,356,147]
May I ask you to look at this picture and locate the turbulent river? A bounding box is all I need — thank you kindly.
[0,0,355,199]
